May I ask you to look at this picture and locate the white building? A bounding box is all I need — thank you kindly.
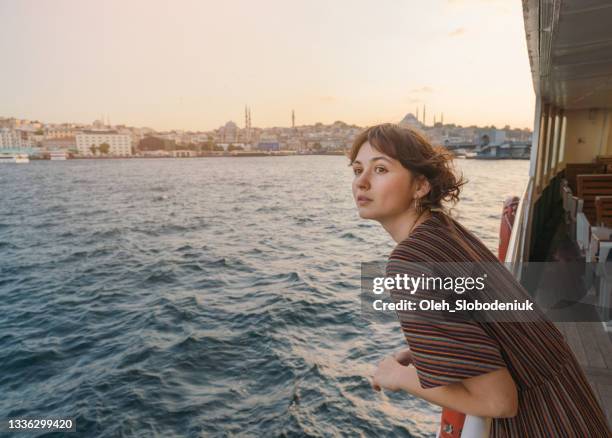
[0,128,33,148]
[76,130,132,156]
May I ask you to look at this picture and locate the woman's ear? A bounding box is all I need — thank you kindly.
[417,178,431,199]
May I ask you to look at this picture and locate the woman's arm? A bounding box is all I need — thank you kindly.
[372,355,518,418]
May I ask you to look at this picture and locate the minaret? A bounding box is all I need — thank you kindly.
[434,114,437,126]
[244,106,248,143]
[441,112,444,125]
[416,107,419,122]
[423,105,427,126]
[292,109,295,128]
[244,105,251,144]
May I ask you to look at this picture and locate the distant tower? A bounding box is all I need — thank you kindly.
[434,114,437,126]
[416,107,419,122]
[441,112,444,125]
[292,109,295,128]
[423,105,427,126]
[244,105,252,143]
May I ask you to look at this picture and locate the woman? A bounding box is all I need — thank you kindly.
[350,124,611,437]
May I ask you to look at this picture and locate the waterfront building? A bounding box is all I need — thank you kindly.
[75,130,132,156]
[285,138,302,151]
[45,126,78,139]
[0,128,33,148]
[257,141,280,151]
[41,137,76,151]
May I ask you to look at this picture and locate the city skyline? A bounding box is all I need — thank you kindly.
[0,0,534,132]
[0,110,532,133]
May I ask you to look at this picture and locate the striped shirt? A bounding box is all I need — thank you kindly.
[386,212,611,437]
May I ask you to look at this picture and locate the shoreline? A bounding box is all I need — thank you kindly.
[30,151,349,160]
[28,151,529,161]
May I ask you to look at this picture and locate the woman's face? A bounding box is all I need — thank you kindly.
[351,141,416,222]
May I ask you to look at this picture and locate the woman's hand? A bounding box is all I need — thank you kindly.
[371,352,518,418]
[371,355,410,392]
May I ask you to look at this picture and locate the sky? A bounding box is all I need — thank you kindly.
[0,0,535,131]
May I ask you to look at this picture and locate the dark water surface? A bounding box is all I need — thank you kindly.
[0,157,528,437]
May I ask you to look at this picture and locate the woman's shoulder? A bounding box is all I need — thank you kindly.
[388,212,493,263]
[389,214,453,262]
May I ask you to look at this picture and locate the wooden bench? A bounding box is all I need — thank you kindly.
[574,174,612,257]
[595,195,612,227]
[577,174,612,224]
[595,155,612,173]
[565,163,606,193]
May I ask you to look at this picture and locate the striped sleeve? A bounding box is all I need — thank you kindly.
[386,254,507,389]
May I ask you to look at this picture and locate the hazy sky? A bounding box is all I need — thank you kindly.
[0,0,535,131]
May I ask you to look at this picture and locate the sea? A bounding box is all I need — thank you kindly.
[0,156,529,437]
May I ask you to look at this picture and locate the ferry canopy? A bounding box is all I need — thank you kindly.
[523,0,612,109]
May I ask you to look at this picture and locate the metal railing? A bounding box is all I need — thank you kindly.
[504,177,534,280]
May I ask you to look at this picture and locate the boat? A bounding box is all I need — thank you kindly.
[508,0,612,325]
[0,153,29,164]
[500,0,612,425]
[50,151,68,160]
[452,148,468,159]
[14,154,30,164]
[438,2,612,434]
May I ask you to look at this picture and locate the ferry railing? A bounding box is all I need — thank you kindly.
[590,234,612,331]
[567,195,580,241]
[576,211,591,256]
[504,177,533,280]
